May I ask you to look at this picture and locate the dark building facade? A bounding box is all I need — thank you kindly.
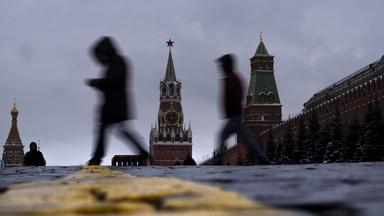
[2,103,24,167]
[111,155,146,166]
[149,40,193,166]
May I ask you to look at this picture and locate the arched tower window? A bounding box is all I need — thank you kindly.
[256,112,264,121]
[169,84,174,96]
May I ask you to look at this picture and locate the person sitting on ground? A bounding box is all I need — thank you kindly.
[24,142,46,166]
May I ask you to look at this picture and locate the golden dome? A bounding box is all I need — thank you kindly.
[11,104,18,115]
[11,98,18,115]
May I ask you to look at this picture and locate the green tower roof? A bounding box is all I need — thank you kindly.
[254,40,270,56]
[247,38,280,105]
[164,49,176,81]
[248,72,280,104]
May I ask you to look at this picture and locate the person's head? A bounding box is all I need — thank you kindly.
[216,54,235,74]
[30,142,37,151]
[92,36,118,65]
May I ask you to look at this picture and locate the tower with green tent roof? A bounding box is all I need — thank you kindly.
[239,34,283,164]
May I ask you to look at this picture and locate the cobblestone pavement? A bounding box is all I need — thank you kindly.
[114,162,384,216]
[0,166,293,216]
[1,162,383,216]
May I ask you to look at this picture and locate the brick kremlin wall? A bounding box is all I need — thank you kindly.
[201,56,384,165]
[259,56,384,151]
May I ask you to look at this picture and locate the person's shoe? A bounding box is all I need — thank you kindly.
[86,158,101,166]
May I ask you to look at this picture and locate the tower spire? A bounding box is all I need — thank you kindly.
[248,34,280,105]
[164,39,176,81]
[254,32,269,56]
[11,98,19,122]
[150,39,193,165]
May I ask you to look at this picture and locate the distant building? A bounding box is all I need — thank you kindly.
[2,102,24,167]
[149,40,193,166]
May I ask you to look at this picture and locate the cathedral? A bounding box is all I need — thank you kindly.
[149,40,193,166]
[2,102,24,167]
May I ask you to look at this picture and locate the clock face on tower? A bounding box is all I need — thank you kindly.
[164,109,180,126]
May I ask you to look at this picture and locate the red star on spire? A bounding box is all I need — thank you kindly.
[166,39,174,48]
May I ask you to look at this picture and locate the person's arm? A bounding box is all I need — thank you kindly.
[87,57,126,91]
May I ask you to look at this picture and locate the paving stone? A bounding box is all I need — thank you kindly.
[0,162,383,215]
[113,162,384,216]
[0,166,294,216]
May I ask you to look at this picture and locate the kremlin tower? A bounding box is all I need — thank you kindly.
[149,40,193,165]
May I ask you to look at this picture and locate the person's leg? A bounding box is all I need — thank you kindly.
[117,122,148,157]
[90,123,110,164]
[235,120,270,164]
[215,118,237,165]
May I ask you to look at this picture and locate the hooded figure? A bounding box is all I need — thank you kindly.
[214,54,271,165]
[86,37,147,166]
[217,54,243,118]
[89,37,133,123]
[24,142,46,166]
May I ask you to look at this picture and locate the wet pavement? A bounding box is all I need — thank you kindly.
[1,162,383,216]
[1,166,290,216]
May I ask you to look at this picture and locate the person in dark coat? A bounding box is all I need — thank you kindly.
[215,54,271,165]
[24,142,46,166]
[86,36,148,165]
[183,155,197,166]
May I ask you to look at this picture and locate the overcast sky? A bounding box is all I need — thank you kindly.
[1,0,383,165]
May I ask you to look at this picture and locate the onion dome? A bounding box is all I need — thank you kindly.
[11,104,18,115]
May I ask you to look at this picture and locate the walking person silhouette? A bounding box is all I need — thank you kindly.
[86,36,148,165]
[215,54,271,165]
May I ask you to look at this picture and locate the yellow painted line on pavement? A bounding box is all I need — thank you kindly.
[0,166,293,215]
